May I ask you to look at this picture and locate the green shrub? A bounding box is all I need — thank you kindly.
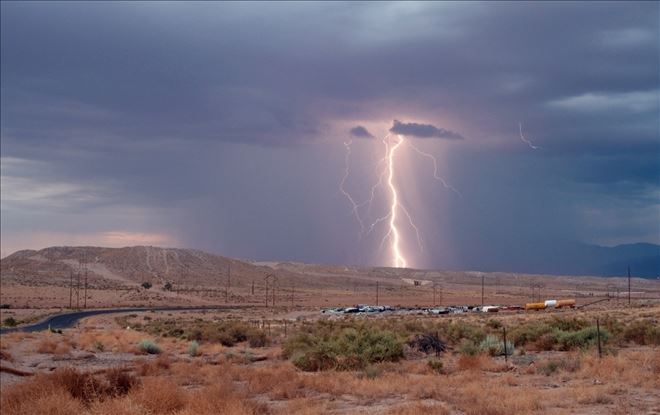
[458,339,479,356]
[137,339,162,354]
[290,341,338,371]
[539,360,559,376]
[538,356,581,376]
[557,326,609,351]
[217,331,237,347]
[443,322,486,344]
[548,316,589,332]
[141,282,152,289]
[247,331,269,348]
[479,335,514,356]
[93,341,105,352]
[534,330,561,351]
[284,326,404,371]
[510,322,553,346]
[479,335,501,356]
[622,320,660,345]
[188,341,200,357]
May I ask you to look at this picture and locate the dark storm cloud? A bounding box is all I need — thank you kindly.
[389,120,464,140]
[349,126,374,139]
[1,2,658,269]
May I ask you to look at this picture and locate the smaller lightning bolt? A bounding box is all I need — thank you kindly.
[399,203,424,252]
[407,141,462,197]
[365,134,391,214]
[339,139,366,235]
[519,122,541,150]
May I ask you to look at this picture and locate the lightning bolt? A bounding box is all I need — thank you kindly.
[384,135,407,268]
[407,141,462,197]
[519,122,541,150]
[339,130,460,268]
[339,139,366,235]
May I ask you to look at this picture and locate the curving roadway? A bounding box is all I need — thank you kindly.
[0,306,253,334]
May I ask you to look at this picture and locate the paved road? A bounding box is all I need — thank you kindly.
[0,306,251,334]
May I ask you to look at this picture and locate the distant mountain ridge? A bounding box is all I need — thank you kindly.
[451,242,659,278]
[1,242,658,290]
[0,246,275,289]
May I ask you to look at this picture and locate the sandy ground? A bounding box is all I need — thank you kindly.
[1,305,659,414]
[2,272,659,313]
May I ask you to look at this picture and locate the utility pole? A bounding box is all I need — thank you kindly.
[76,270,80,309]
[376,281,379,306]
[251,280,255,295]
[481,274,485,306]
[628,266,631,306]
[433,282,436,307]
[265,282,269,307]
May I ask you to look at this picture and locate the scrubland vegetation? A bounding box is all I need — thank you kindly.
[1,307,659,414]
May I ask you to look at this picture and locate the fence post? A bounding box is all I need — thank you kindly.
[596,318,602,359]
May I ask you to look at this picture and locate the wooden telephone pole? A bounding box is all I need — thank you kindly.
[264,274,277,307]
[433,282,436,307]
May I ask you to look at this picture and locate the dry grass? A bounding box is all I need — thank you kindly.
[0,349,13,361]
[78,328,149,353]
[457,381,544,415]
[2,306,659,415]
[36,337,72,355]
[573,386,614,405]
[386,402,451,415]
[183,383,265,415]
[456,354,487,371]
[87,396,145,415]
[129,377,186,414]
[135,354,172,376]
[0,367,140,415]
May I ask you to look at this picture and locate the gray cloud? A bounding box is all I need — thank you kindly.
[0,2,658,271]
[349,126,374,138]
[389,120,464,140]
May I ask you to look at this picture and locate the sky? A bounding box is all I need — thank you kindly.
[1,2,659,271]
